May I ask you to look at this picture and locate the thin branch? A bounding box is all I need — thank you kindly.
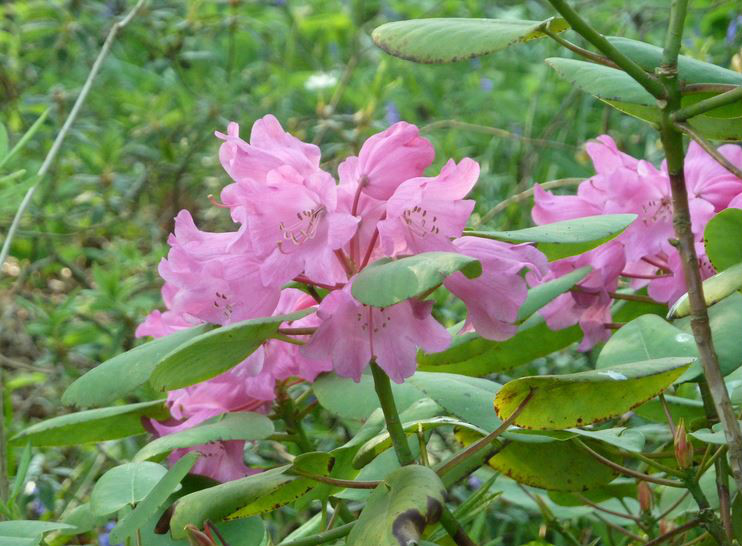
[644,518,700,546]
[0,0,147,274]
[674,122,742,180]
[574,439,684,487]
[593,513,644,542]
[277,327,317,336]
[573,493,640,522]
[660,394,677,437]
[542,28,618,68]
[672,86,742,121]
[419,120,574,150]
[545,0,665,98]
[436,391,533,476]
[657,490,689,521]
[475,178,583,227]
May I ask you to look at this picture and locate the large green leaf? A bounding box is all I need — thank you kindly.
[549,57,742,140]
[63,324,210,407]
[0,521,74,544]
[90,462,169,516]
[351,252,481,307]
[517,266,592,321]
[170,454,332,538]
[668,262,742,319]
[608,37,742,86]
[408,372,502,431]
[674,292,742,376]
[110,453,198,544]
[313,372,424,421]
[495,358,693,430]
[545,58,655,105]
[597,315,700,382]
[11,400,167,446]
[150,309,313,391]
[705,208,742,272]
[417,316,582,376]
[488,439,616,491]
[346,465,445,546]
[466,214,636,261]
[135,412,274,462]
[371,17,568,64]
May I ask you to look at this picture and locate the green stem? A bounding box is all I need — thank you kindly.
[370,362,415,466]
[370,362,478,546]
[657,0,742,501]
[672,86,742,121]
[682,83,739,94]
[278,389,314,453]
[685,477,730,546]
[277,522,353,546]
[545,0,665,98]
[0,368,8,517]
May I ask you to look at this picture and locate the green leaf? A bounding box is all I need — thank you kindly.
[690,423,731,445]
[90,462,169,516]
[635,395,706,424]
[597,315,700,382]
[10,443,32,503]
[150,309,313,391]
[0,521,74,546]
[10,400,167,446]
[608,37,742,86]
[135,412,274,462]
[60,503,107,535]
[346,465,445,546]
[668,262,742,319]
[313,372,424,422]
[548,479,637,506]
[466,214,636,260]
[705,208,742,272]
[545,58,656,106]
[674,293,742,376]
[110,453,198,544]
[408,372,502,432]
[351,252,481,307]
[495,358,693,429]
[517,266,592,321]
[63,324,210,407]
[418,316,581,376]
[169,463,326,538]
[371,17,568,64]
[488,439,617,491]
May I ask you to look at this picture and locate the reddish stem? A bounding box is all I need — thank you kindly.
[621,271,672,280]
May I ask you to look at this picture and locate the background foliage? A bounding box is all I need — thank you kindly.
[1,0,741,544]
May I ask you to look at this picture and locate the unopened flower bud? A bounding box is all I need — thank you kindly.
[674,419,694,470]
[637,481,652,512]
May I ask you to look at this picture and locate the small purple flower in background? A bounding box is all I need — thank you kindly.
[385,101,400,125]
[727,15,742,44]
[99,521,122,546]
[480,78,494,92]
[468,475,482,489]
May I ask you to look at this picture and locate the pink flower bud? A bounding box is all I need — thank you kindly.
[637,481,652,512]
[674,419,694,470]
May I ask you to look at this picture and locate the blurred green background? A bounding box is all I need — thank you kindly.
[1,0,740,540]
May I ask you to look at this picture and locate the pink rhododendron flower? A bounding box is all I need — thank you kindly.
[531,135,742,349]
[378,159,479,256]
[243,165,359,285]
[444,237,548,341]
[302,285,451,383]
[340,121,435,201]
[158,210,280,325]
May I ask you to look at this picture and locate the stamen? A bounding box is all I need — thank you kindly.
[208,194,230,208]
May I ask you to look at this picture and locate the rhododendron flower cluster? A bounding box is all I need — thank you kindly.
[533,136,742,349]
[137,116,547,481]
